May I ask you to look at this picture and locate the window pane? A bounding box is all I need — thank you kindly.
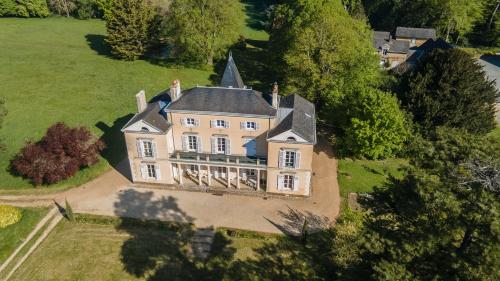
[143,141,153,157]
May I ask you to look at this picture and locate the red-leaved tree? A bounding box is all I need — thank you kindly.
[11,123,105,186]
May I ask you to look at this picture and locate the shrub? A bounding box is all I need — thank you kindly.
[11,122,105,186]
[0,205,22,228]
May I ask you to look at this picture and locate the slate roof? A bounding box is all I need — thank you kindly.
[396,27,436,39]
[122,100,171,133]
[220,52,245,88]
[373,31,390,50]
[389,40,410,54]
[166,87,276,116]
[268,94,316,144]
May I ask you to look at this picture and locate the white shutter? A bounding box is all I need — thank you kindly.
[225,138,231,155]
[210,120,215,128]
[277,175,284,190]
[255,122,260,130]
[140,164,147,179]
[181,117,186,126]
[181,135,187,152]
[240,122,245,129]
[196,136,202,153]
[225,120,230,129]
[194,119,200,127]
[294,176,300,191]
[278,149,284,168]
[295,151,301,169]
[152,142,158,158]
[211,137,216,154]
[155,165,162,180]
[136,140,143,158]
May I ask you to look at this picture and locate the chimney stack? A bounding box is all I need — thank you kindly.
[135,90,147,113]
[170,79,181,101]
[272,82,279,108]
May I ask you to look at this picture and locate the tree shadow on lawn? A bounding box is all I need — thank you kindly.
[241,0,270,31]
[210,40,276,92]
[113,189,236,281]
[113,189,335,280]
[85,34,114,58]
[95,114,134,180]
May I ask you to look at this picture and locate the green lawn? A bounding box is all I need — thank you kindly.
[0,207,48,264]
[0,1,268,191]
[338,158,408,198]
[9,215,278,281]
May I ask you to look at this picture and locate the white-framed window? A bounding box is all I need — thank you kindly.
[187,135,197,151]
[278,174,299,191]
[143,141,154,157]
[241,121,258,130]
[217,137,226,153]
[284,150,296,168]
[212,120,229,129]
[141,163,161,180]
[182,135,201,153]
[216,120,226,128]
[283,174,294,189]
[279,149,300,169]
[182,117,198,127]
[137,139,157,158]
[147,164,157,178]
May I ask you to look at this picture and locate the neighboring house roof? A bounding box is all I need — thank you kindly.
[396,27,436,39]
[268,94,316,144]
[388,40,410,54]
[122,100,171,133]
[220,51,245,88]
[166,87,276,116]
[373,31,390,50]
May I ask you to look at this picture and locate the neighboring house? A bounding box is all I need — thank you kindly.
[121,53,317,196]
[373,27,450,69]
[395,27,437,47]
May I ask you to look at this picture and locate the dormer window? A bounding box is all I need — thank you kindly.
[287,137,296,142]
[141,127,149,132]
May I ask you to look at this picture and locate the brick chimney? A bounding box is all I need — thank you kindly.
[170,79,181,101]
[272,82,279,108]
[135,90,147,113]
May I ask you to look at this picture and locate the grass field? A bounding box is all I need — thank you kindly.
[338,158,408,198]
[9,215,279,281]
[0,207,48,264]
[0,1,269,191]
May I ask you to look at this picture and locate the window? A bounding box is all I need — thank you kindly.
[187,135,197,151]
[286,137,296,142]
[217,137,226,153]
[283,175,295,190]
[245,121,256,130]
[214,120,226,128]
[245,169,256,176]
[141,127,149,132]
[284,151,296,168]
[185,118,195,126]
[143,140,154,158]
[146,164,157,179]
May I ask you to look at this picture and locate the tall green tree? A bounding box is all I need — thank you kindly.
[105,0,154,60]
[399,48,498,135]
[166,0,243,66]
[0,0,50,17]
[270,0,381,112]
[339,87,411,159]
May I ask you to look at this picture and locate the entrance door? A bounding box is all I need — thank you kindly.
[244,138,256,157]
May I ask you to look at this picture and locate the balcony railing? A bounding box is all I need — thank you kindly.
[170,151,268,167]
